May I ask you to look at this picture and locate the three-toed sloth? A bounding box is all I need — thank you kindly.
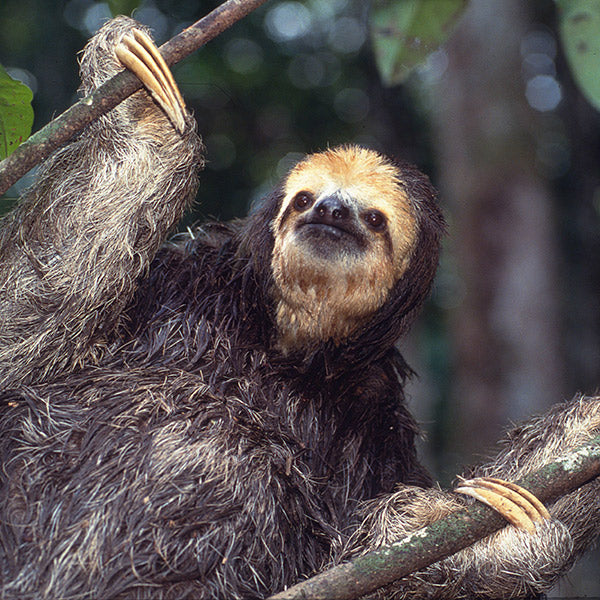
[1,17,599,600]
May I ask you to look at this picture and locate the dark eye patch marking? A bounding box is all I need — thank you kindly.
[362,210,387,232]
[293,191,315,212]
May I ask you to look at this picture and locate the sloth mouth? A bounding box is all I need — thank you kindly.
[299,222,354,239]
[295,221,367,253]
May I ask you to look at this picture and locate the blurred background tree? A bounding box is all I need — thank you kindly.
[1,0,599,595]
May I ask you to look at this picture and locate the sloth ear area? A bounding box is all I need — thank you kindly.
[115,29,187,133]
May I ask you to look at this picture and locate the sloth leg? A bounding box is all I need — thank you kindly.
[455,476,550,533]
[115,29,187,133]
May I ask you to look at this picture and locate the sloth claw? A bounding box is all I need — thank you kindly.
[455,476,551,534]
[115,28,187,133]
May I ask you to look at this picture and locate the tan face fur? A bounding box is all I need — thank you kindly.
[271,146,419,351]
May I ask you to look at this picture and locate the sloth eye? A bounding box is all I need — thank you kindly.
[363,210,387,231]
[292,191,314,211]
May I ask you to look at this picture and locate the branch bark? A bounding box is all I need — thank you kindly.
[0,0,271,197]
[268,435,600,600]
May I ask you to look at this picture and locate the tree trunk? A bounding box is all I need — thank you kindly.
[431,0,565,462]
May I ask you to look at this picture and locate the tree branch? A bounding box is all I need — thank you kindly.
[268,435,600,600]
[0,0,271,197]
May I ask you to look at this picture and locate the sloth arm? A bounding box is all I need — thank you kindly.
[344,395,600,599]
[0,17,202,387]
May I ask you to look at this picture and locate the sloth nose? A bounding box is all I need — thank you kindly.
[313,196,350,224]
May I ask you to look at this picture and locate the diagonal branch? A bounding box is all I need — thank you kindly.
[268,435,600,600]
[0,0,271,197]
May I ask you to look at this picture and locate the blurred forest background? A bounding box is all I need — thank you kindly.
[1,0,599,595]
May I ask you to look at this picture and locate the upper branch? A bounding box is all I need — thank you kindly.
[0,0,271,197]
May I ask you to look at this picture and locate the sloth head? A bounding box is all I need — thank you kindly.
[266,145,444,353]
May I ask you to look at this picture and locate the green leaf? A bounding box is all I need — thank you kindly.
[107,0,142,17]
[556,0,600,112]
[369,0,468,86]
[0,64,34,160]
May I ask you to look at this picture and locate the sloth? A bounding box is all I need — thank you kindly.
[0,16,599,600]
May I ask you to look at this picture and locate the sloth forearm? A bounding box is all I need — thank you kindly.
[0,142,194,386]
[0,55,200,388]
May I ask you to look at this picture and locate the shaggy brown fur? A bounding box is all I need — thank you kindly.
[1,16,599,600]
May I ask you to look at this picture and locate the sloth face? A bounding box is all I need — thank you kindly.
[270,146,419,351]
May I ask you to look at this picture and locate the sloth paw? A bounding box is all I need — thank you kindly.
[455,476,551,533]
[115,29,187,133]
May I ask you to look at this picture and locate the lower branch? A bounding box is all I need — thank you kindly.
[268,435,600,600]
